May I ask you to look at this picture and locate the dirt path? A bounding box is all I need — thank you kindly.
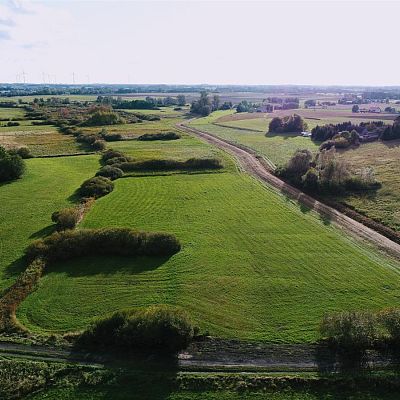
[177,122,400,261]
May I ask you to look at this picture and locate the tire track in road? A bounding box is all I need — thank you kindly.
[177,121,400,261]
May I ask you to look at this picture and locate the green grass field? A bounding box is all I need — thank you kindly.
[18,169,400,342]
[189,112,320,167]
[0,156,99,291]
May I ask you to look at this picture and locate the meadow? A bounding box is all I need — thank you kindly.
[0,156,99,292]
[18,168,400,342]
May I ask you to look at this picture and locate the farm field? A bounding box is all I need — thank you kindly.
[0,155,99,292]
[18,168,400,342]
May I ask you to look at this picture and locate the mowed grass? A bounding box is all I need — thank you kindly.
[190,114,319,167]
[18,171,400,342]
[0,155,99,291]
[337,140,400,231]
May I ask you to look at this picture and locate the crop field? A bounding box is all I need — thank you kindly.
[18,166,400,341]
[0,155,99,291]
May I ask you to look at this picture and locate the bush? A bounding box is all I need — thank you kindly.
[51,207,80,231]
[320,311,377,352]
[379,309,400,344]
[6,121,20,127]
[92,139,106,151]
[101,149,130,164]
[117,158,223,172]
[95,165,123,180]
[78,305,194,353]
[8,146,32,159]
[102,133,123,142]
[137,132,181,141]
[78,176,114,198]
[0,146,25,182]
[25,227,181,262]
[106,156,131,165]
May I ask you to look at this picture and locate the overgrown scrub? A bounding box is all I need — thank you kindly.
[8,146,33,159]
[137,132,181,141]
[0,145,25,182]
[320,311,377,353]
[95,165,123,180]
[51,207,80,231]
[276,147,380,195]
[0,258,45,332]
[78,176,114,198]
[78,305,194,353]
[320,308,400,353]
[25,227,181,262]
[117,158,223,172]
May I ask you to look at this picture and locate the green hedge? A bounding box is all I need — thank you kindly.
[25,227,181,262]
[117,158,223,172]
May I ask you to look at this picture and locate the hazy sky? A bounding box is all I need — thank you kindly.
[0,0,399,86]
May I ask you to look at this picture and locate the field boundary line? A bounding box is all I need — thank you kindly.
[177,121,400,261]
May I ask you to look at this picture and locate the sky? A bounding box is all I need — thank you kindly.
[0,0,399,86]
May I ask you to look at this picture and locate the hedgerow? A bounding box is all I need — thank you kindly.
[25,227,181,262]
[116,158,223,172]
[137,132,180,141]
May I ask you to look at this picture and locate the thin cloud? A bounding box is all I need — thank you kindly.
[0,31,11,40]
[4,0,33,15]
[20,41,47,49]
[0,18,16,27]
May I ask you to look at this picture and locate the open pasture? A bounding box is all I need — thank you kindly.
[18,168,400,342]
[0,155,99,292]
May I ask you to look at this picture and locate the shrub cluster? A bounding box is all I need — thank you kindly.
[51,207,80,231]
[320,309,400,353]
[276,148,379,195]
[117,158,223,172]
[25,227,181,262]
[78,305,194,353]
[268,114,307,133]
[101,149,132,165]
[311,121,386,142]
[8,146,32,159]
[137,132,181,141]
[319,130,360,151]
[78,176,114,198]
[95,165,123,180]
[0,146,25,182]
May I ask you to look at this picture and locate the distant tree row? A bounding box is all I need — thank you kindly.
[97,95,187,109]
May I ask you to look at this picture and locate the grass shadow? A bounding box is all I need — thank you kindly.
[45,255,172,277]
[2,256,28,279]
[29,224,56,239]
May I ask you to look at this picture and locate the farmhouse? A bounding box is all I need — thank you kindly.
[359,128,381,142]
[359,106,382,113]
[257,103,274,113]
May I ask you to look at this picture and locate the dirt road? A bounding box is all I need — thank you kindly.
[177,122,400,261]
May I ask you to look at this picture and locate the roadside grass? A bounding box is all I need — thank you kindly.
[0,155,99,292]
[337,140,400,231]
[17,171,400,342]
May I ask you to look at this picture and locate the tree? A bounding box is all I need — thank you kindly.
[352,104,359,113]
[190,91,212,116]
[0,146,25,182]
[212,95,220,111]
[268,114,306,133]
[177,95,186,106]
